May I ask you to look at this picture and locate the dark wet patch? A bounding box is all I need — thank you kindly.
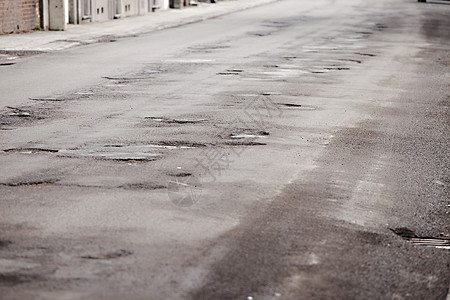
[356,231,386,246]
[422,15,450,41]
[0,273,41,286]
[81,249,132,260]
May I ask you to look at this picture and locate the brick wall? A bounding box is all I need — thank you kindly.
[0,0,40,34]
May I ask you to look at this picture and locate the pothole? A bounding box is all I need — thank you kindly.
[162,59,216,63]
[323,67,350,71]
[355,52,376,57]
[338,59,362,64]
[58,145,163,161]
[119,183,166,190]
[3,148,59,154]
[103,75,156,81]
[81,249,132,260]
[188,45,230,53]
[157,141,206,148]
[0,50,45,57]
[29,97,62,102]
[0,240,12,249]
[5,106,32,117]
[0,273,41,287]
[0,106,53,129]
[168,172,193,177]
[391,227,450,250]
[57,143,201,161]
[278,103,317,110]
[248,31,272,37]
[223,141,267,146]
[217,71,241,76]
[0,180,57,187]
[229,130,269,139]
[144,117,207,124]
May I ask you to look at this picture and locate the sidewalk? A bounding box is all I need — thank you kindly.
[0,0,276,53]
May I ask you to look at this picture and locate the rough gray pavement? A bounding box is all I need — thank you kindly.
[0,0,449,299]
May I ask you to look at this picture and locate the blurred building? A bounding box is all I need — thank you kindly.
[0,0,187,34]
[0,0,40,34]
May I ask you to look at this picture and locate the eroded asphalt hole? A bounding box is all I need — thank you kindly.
[391,227,450,250]
[145,117,207,124]
[29,97,61,102]
[217,71,241,76]
[223,141,267,146]
[1,180,57,187]
[248,31,272,37]
[3,148,59,154]
[355,52,376,57]
[119,183,166,190]
[81,249,132,260]
[278,103,317,110]
[229,130,269,139]
[338,59,362,64]
[5,106,31,117]
[0,240,12,249]
[0,50,45,57]
[0,273,41,287]
[168,172,193,177]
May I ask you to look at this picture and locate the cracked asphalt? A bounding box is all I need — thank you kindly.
[0,0,449,299]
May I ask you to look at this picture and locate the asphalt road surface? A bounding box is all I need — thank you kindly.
[0,0,449,299]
